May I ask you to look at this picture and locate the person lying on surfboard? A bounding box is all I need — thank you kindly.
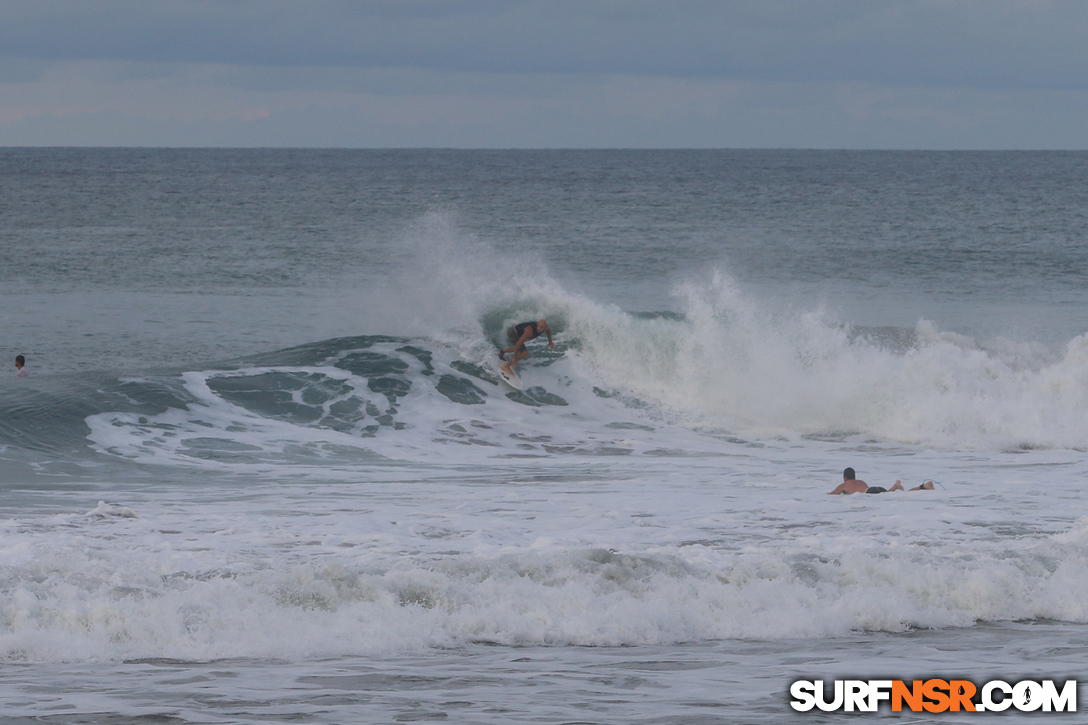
[500,319,553,376]
[828,467,935,494]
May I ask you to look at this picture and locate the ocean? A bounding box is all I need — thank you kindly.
[1,148,1086,722]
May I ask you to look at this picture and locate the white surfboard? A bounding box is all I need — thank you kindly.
[497,364,523,391]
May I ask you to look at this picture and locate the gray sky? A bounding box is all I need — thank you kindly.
[2,0,1087,148]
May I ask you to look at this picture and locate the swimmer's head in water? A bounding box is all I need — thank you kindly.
[843,467,856,480]
[15,354,24,368]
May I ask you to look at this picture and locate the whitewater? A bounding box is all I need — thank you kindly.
[1,149,1086,723]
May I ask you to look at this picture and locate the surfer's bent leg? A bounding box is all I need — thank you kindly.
[500,326,519,359]
[503,345,529,374]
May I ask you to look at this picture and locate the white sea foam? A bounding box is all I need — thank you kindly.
[338,224,1088,452]
[564,271,1088,450]
[4,446,1088,663]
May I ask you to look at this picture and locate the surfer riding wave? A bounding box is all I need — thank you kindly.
[500,319,553,377]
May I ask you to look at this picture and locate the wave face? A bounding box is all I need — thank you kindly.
[4,276,1088,475]
[56,282,1088,476]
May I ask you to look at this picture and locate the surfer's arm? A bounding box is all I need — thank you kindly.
[544,326,554,349]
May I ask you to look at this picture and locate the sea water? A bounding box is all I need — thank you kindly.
[1,149,1087,723]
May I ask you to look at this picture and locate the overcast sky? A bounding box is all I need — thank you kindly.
[1,0,1087,148]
